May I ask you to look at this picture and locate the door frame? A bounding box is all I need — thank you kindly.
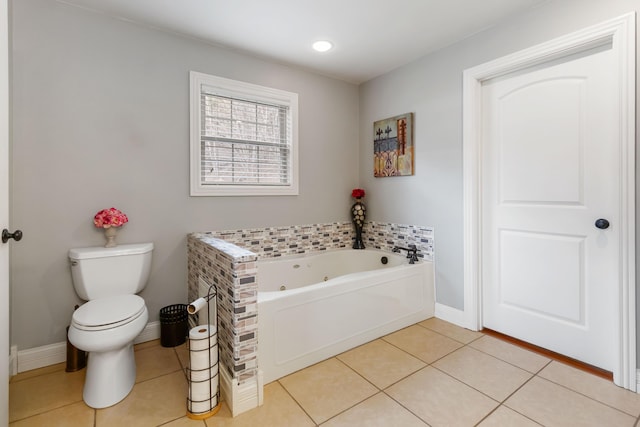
[462,13,636,390]
[0,0,8,421]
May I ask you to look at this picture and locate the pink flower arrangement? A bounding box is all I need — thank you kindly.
[351,188,365,199]
[93,207,128,229]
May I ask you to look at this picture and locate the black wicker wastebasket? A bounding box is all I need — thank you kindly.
[159,304,188,347]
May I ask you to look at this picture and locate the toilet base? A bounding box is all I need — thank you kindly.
[83,343,137,408]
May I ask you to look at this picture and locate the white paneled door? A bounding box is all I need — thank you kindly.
[481,44,619,372]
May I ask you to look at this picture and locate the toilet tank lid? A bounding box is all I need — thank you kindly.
[69,243,154,260]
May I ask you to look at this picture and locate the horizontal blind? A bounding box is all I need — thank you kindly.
[200,85,291,186]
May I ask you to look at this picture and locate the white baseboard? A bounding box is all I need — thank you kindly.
[15,321,161,374]
[134,321,160,344]
[435,303,472,329]
[219,367,262,417]
[17,342,67,374]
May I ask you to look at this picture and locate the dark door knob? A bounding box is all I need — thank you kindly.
[2,229,23,243]
[595,219,610,230]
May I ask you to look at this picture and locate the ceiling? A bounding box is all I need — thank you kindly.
[57,0,549,84]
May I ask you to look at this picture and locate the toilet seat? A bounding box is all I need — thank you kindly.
[72,295,146,331]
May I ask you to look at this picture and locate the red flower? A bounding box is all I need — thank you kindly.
[93,207,128,228]
[351,188,365,199]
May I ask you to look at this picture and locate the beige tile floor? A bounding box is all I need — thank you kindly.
[9,318,640,426]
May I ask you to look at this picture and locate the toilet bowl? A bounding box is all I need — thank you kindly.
[67,243,154,409]
[68,295,149,408]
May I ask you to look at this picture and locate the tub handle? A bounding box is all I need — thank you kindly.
[392,244,420,264]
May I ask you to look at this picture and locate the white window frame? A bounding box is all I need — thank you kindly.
[190,71,299,196]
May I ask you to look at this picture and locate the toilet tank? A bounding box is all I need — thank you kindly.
[69,243,154,300]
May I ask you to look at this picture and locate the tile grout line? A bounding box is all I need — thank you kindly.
[482,328,613,381]
[22,321,638,426]
[375,323,491,424]
[471,357,554,426]
[134,367,184,386]
[401,324,547,426]
[447,329,557,426]
[532,371,640,419]
[275,378,321,426]
[155,414,206,426]
[465,337,552,375]
[315,356,390,425]
[381,325,498,426]
[379,388,432,426]
[325,355,408,425]
[465,344,638,425]
[488,337,640,421]
[8,399,87,425]
[333,335,436,425]
[9,364,76,384]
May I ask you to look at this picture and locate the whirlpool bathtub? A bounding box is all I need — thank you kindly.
[258,249,435,383]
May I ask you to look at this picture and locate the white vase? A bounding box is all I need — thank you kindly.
[104,227,118,248]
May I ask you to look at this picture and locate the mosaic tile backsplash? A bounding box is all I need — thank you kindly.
[208,221,434,261]
[187,221,434,385]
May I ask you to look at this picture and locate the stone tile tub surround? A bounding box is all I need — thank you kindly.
[208,221,434,261]
[187,236,258,386]
[187,221,434,389]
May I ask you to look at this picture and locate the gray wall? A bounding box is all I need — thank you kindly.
[10,0,359,349]
[359,0,640,312]
[11,0,640,356]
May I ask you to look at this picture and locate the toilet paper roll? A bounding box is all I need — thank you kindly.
[189,325,217,352]
[189,332,217,355]
[190,363,218,383]
[189,394,218,414]
[189,373,219,402]
[187,297,207,315]
[189,325,218,372]
[190,346,218,372]
[189,346,219,381]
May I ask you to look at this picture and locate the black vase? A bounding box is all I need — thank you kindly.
[351,199,366,249]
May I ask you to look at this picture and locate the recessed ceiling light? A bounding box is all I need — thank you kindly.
[312,40,333,53]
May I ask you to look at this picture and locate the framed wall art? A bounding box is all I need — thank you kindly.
[373,113,414,177]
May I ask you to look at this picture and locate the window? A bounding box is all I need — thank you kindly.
[190,71,299,196]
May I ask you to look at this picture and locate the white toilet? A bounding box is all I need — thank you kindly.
[67,242,154,409]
